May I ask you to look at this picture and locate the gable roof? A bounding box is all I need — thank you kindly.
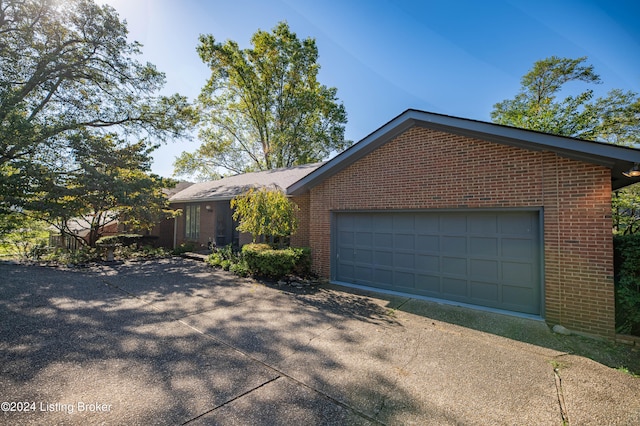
[169,162,323,203]
[287,109,640,194]
[164,181,194,198]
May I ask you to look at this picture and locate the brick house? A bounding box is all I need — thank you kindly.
[287,109,640,339]
[167,163,322,250]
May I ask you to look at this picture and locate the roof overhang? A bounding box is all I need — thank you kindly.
[287,109,640,194]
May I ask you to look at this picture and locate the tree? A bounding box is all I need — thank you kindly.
[230,187,298,245]
[174,21,349,179]
[491,56,640,233]
[491,56,640,146]
[24,132,175,247]
[0,0,193,213]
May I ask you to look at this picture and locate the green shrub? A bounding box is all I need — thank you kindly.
[173,242,196,255]
[96,234,145,247]
[207,244,239,270]
[242,244,311,278]
[229,260,250,277]
[40,247,101,264]
[614,234,640,335]
[114,244,170,260]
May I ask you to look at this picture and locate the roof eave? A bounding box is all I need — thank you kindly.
[287,109,640,194]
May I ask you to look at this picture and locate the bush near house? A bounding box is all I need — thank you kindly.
[242,243,311,278]
[614,234,640,336]
[207,243,311,279]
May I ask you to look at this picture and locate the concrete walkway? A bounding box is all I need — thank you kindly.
[0,258,638,425]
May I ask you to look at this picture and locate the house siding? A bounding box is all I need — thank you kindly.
[308,126,614,338]
[291,193,311,248]
[171,201,215,249]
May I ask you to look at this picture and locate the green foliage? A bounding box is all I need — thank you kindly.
[173,242,196,255]
[229,261,250,277]
[96,234,156,248]
[39,247,102,265]
[613,184,640,235]
[614,235,640,335]
[231,188,299,243]
[242,243,311,278]
[23,133,175,247]
[207,244,239,270]
[175,21,350,179]
[113,245,171,261]
[0,0,194,225]
[491,56,640,146]
[493,56,640,233]
[0,215,49,260]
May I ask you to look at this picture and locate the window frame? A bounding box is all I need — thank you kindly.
[184,204,200,240]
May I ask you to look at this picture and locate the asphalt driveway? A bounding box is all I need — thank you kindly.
[1,258,638,425]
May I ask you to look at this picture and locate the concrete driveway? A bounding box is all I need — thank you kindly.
[1,258,638,425]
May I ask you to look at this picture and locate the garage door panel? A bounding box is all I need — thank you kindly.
[470,259,499,280]
[442,277,467,297]
[416,274,440,292]
[356,231,373,246]
[502,261,533,284]
[395,252,415,268]
[374,233,393,247]
[374,215,393,230]
[340,249,355,262]
[395,233,415,250]
[416,254,439,272]
[394,215,415,231]
[394,271,415,289]
[417,235,439,251]
[469,214,498,233]
[441,215,467,233]
[470,237,498,256]
[375,250,393,266]
[502,238,533,259]
[415,215,439,232]
[355,249,373,263]
[335,211,540,315]
[354,265,373,282]
[355,215,373,230]
[502,285,536,313]
[374,268,393,284]
[470,281,499,302]
[500,214,534,234]
[442,236,466,253]
[339,231,354,245]
[442,256,466,274]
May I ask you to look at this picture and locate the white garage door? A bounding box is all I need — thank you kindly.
[334,211,541,315]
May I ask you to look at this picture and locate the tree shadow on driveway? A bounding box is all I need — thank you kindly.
[0,260,433,425]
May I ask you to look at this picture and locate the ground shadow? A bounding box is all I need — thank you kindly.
[316,281,640,376]
[0,259,436,425]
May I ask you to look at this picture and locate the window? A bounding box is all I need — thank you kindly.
[185,204,200,240]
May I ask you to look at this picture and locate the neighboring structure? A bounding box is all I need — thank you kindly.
[287,109,640,339]
[49,213,120,250]
[167,163,322,250]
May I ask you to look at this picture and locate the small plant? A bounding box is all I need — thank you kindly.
[614,234,640,336]
[242,243,311,278]
[207,244,239,270]
[229,260,250,277]
[173,242,196,255]
[231,188,299,245]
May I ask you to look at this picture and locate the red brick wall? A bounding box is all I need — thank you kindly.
[171,201,217,250]
[291,193,311,248]
[308,126,614,338]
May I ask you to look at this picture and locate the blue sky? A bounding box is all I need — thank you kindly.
[98,0,640,178]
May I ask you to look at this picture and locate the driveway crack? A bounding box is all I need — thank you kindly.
[553,364,570,425]
[181,376,282,425]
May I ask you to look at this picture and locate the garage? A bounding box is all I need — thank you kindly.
[288,109,640,337]
[334,210,541,315]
